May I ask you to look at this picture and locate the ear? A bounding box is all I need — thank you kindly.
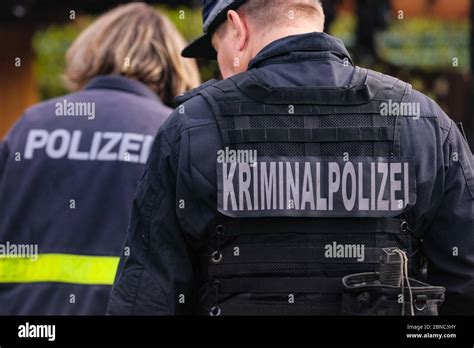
[226,10,249,51]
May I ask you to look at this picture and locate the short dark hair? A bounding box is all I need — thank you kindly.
[238,0,324,28]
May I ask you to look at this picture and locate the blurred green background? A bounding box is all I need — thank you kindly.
[33,7,469,100]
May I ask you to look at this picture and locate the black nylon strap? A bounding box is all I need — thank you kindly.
[304,115,320,156]
[175,79,220,104]
[226,126,394,144]
[218,101,382,116]
[221,218,404,237]
[373,108,389,157]
[391,79,412,156]
[216,246,382,264]
[217,277,342,294]
[199,88,231,145]
[217,302,340,315]
[211,77,237,93]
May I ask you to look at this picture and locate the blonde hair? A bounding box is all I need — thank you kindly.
[65,2,200,106]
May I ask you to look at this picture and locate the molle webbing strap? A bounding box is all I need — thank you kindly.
[219,303,340,315]
[217,277,342,294]
[226,126,395,144]
[218,102,382,116]
[304,114,320,156]
[214,246,383,264]
[220,218,405,237]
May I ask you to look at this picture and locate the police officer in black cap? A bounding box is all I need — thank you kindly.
[107,0,474,315]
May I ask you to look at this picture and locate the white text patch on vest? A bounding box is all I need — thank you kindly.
[218,157,416,218]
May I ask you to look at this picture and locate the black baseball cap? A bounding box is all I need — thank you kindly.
[182,0,247,59]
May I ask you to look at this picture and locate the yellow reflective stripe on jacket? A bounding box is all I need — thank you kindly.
[0,254,119,285]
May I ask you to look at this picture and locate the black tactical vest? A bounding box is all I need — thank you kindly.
[192,67,434,316]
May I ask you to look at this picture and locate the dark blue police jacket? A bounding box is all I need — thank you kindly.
[0,76,171,314]
[107,33,474,315]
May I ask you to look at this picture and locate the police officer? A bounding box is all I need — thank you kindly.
[0,3,199,315]
[107,0,474,315]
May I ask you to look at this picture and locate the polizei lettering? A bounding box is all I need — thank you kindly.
[24,129,153,164]
[217,157,416,218]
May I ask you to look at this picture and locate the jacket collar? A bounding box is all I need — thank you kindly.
[248,32,353,69]
[85,75,160,101]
